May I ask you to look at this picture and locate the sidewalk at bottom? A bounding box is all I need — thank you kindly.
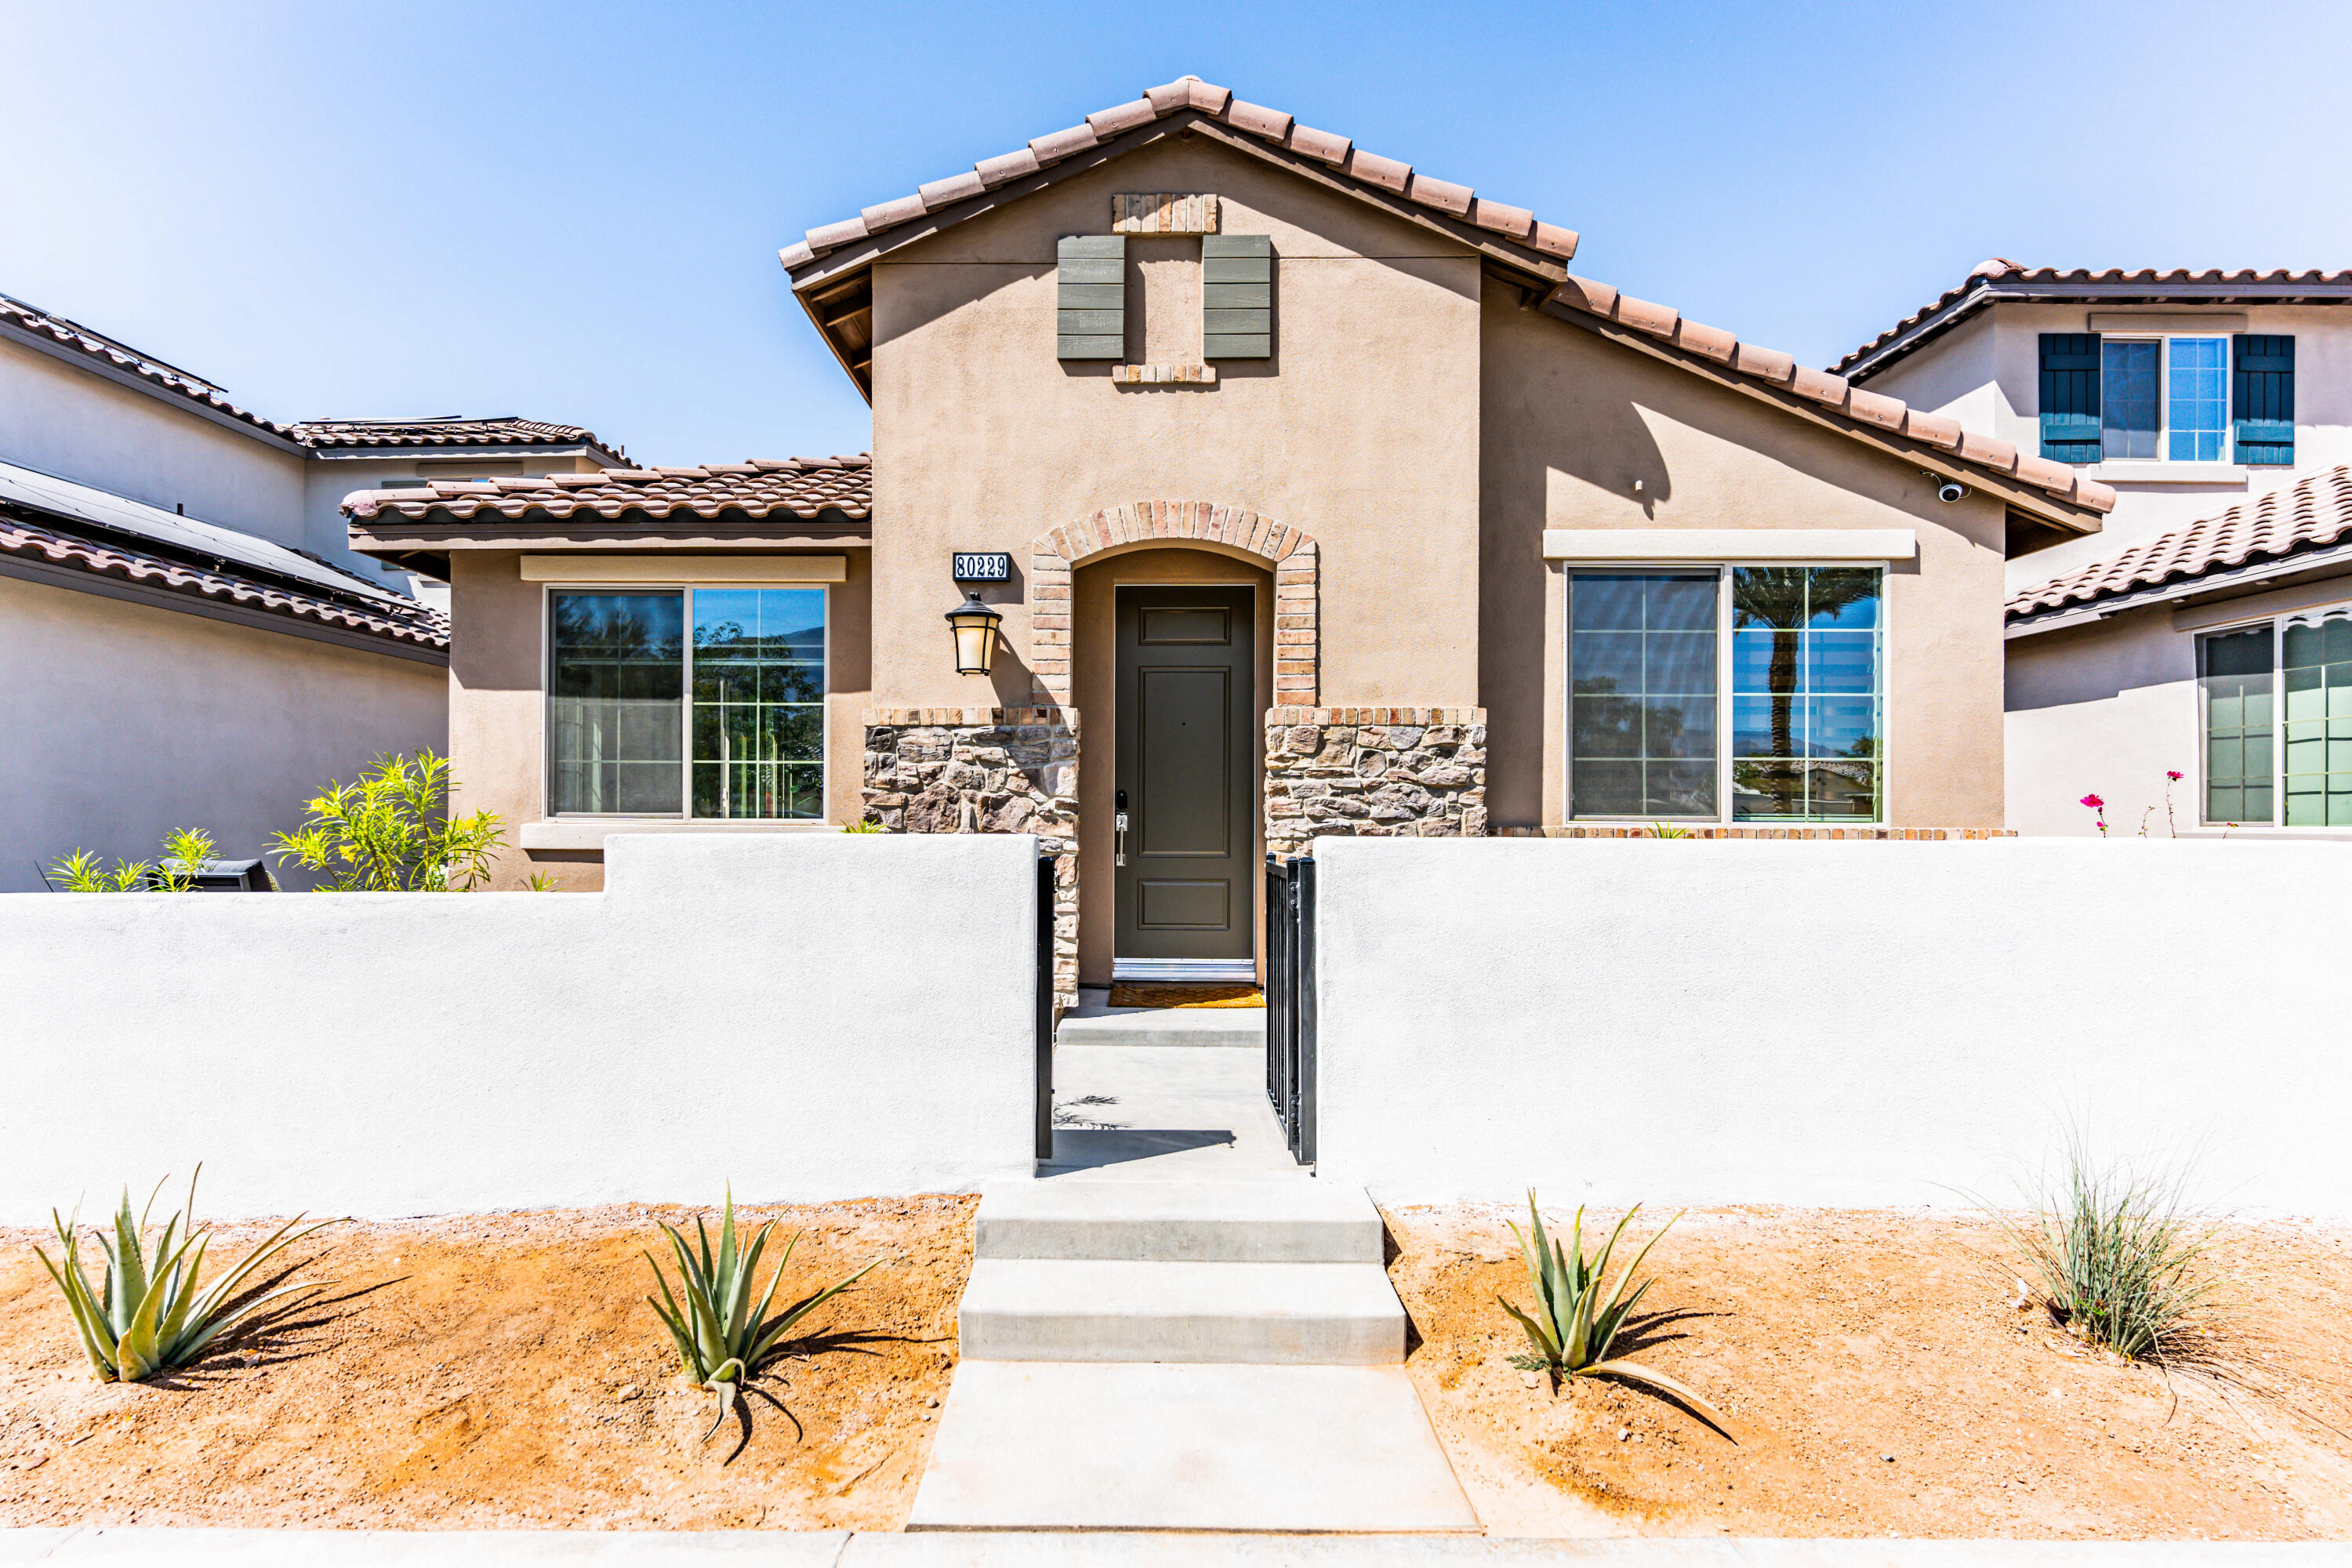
[1,1530,2340,1564]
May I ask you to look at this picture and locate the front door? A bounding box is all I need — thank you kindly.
[1113,586,1256,978]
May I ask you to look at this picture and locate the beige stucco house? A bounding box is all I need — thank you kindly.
[343,77,2116,993]
[0,290,623,887]
[1839,263,2351,837]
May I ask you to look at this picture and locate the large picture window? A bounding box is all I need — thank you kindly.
[548,586,826,820]
[1569,565,1883,824]
[2201,606,2352,828]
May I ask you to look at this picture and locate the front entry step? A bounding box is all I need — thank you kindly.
[975,1177,1380,1262]
[959,1257,1403,1364]
[907,1361,1479,1533]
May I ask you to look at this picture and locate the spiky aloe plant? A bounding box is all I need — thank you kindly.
[644,1190,882,1441]
[1500,1192,1728,1427]
[36,1171,336,1382]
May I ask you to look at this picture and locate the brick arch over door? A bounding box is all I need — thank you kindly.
[1026,500,1319,708]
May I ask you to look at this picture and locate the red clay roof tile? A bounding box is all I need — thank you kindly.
[2011,466,2352,618]
[1287,124,1352,165]
[1407,173,1473,216]
[1223,98,1293,140]
[342,454,873,525]
[1345,149,1412,194]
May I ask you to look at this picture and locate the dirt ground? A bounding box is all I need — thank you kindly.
[0,1196,973,1530]
[1389,1203,2352,1540]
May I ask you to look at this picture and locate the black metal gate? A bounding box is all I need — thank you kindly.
[1264,853,1317,1163]
[1035,852,1055,1160]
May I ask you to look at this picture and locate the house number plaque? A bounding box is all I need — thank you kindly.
[952,552,1012,583]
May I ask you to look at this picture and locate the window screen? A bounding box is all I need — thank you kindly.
[548,592,684,815]
[1568,572,1719,818]
[2198,625,2274,825]
[2281,611,2352,828]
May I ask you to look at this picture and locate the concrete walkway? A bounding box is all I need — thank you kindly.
[1045,1042,1295,1178]
[2,1529,2338,1563]
[1055,987,1268,1049]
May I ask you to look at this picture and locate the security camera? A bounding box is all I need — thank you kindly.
[1936,481,1969,504]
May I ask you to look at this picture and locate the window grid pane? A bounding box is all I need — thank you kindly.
[2168,337,2229,463]
[690,588,827,819]
[2281,612,2352,828]
[548,592,684,815]
[1569,572,1719,818]
[2100,339,2159,460]
[1730,567,1882,822]
[2199,625,2274,825]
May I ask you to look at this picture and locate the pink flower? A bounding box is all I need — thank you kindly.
[2167,771,2183,782]
[2079,793,2105,809]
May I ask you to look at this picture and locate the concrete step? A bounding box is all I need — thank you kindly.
[1056,1004,1265,1049]
[907,1360,1479,1532]
[956,1258,1404,1364]
[976,1178,1381,1263]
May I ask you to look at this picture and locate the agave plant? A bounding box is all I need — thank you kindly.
[644,1190,882,1442]
[1500,1192,1728,1428]
[37,1171,336,1382]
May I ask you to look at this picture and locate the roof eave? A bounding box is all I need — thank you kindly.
[1544,303,2106,538]
[2007,538,2352,638]
[782,109,1573,402]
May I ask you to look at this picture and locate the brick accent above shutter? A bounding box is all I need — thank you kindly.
[2038,332,2102,463]
[1202,234,1272,360]
[2234,334,2295,466]
[1057,235,1125,360]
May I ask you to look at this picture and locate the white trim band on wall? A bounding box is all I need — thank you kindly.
[519,554,848,583]
[1541,529,1916,563]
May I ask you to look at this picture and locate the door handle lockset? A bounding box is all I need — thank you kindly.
[1114,811,1129,866]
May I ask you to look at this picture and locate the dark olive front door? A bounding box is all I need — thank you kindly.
[1113,586,1256,972]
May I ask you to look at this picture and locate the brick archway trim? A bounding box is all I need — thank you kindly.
[1027,500,1318,706]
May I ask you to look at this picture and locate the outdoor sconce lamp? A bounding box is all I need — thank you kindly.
[946,590,1004,677]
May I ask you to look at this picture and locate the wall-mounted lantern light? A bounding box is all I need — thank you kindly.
[946,590,1004,677]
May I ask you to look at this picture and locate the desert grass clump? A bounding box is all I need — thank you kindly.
[37,1171,336,1382]
[1500,1192,1728,1428]
[644,1189,882,1441]
[1999,1138,2223,1362]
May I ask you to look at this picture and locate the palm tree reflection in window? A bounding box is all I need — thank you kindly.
[1731,567,1881,820]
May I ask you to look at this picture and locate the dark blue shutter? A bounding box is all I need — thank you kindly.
[1057,236,1126,360]
[2038,333,2102,463]
[2234,335,2294,466]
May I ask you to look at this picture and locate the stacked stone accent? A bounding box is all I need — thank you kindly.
[1028,499,1318,706]
[1497,825,2013,840]
[1265,707,1486,858]
[862,706,1080,1007]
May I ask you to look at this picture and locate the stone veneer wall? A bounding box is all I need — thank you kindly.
[1265,706,1487,858]
[862,706,1079,1007]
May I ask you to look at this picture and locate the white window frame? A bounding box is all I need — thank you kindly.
[2194,595,2352,831]
[539,580,831,823]
[2100,332,2230,464]
[1564,561,1889,826]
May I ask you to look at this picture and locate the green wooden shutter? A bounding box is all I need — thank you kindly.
[2038,332,2102,463]
[2234,335,2295,466]
[1057,235,1125,360]
[1202,234,1272,360]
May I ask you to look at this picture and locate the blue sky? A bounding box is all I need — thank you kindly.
[8,1,2347,467]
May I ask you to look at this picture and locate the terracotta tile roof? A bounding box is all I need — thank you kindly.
[342,456,873,524]
[1542,274,2116,516]
[293,416,625,459]
[0,510,449,652]
[775,75,1580,274]
[0,292,299,441]
[2008,466,2352,620]
[1836,261,2352,379]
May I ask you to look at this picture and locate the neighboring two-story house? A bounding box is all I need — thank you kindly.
[0,291,624,887]
[1839,263,2351,837]
[344,76,2114,995]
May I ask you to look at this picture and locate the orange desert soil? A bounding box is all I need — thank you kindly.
[0,1196,973,1530]
[1389,1204,2352,1540]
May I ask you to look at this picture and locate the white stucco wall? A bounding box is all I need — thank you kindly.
[1860,304,2352,596]
[2006,608,2201,837]
[0,335,307,547]
[0,575,448,891]
[1312,837,2352,1216]
[0,833,1040,1221]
